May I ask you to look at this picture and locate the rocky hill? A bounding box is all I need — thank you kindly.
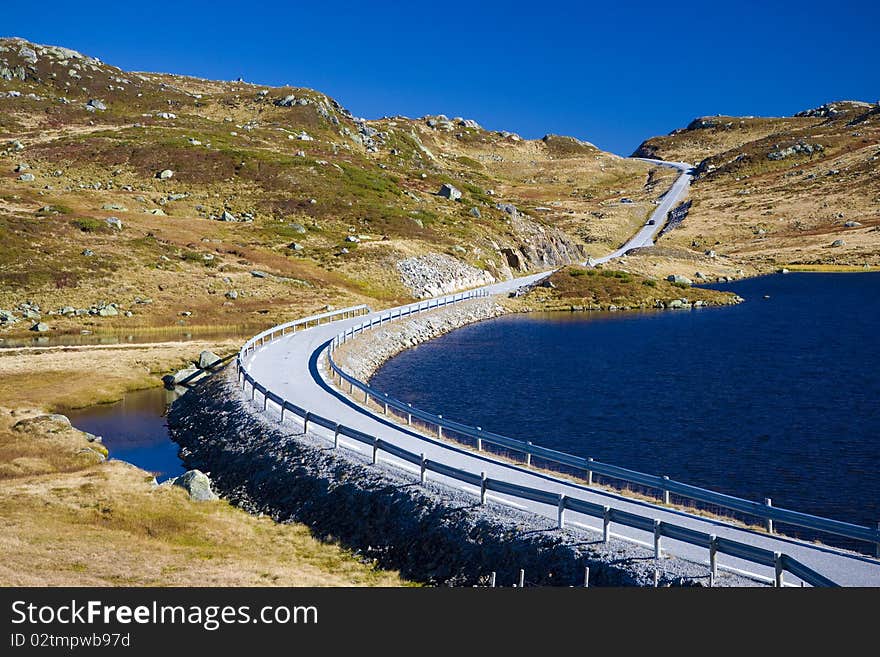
[632,101,880,272]
[0,37,670,337]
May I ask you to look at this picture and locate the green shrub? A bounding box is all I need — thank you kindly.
[642,279,657,288]
[72,217,103,232]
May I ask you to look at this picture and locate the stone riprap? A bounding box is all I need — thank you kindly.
[396,253,496,299]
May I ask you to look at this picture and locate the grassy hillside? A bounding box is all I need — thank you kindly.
[632,101,880,272]
[0,37,669,339]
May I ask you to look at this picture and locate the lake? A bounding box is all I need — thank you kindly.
[370,273,880,542]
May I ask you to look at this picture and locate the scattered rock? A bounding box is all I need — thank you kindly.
[12,414,72,434]
[831,239,845,247]
[250,270,268,278]
[225,290,238,299]
[157,169,174,180]
[105,216,123,230]
[168,469,218,501]
[87,99,107,111]
[198,350,221,369]
[469,207,482,219]
[844,221,862,228]
[666,274,693,286]
[30,322,49,332]
[437,184,461,201]
[18,173,35,182]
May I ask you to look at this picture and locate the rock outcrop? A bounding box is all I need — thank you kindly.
[396,254,496,299]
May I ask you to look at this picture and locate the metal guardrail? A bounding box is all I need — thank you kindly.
[235,296,842,586]
[325,309,880,557]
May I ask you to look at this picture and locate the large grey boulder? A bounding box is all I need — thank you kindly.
[30,322,49,332]
[156,169,174,180]
[198,350,221,369]
[0,309,17,324]
[831,239,846,247]
[87,99,107,111]
[437,184,461,201]
[105,216,123,230]
[169,469,218,501]
[667,274,693,286]
[13,414,72,434]
[18,173,35,182]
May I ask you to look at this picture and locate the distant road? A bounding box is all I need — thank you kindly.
[242,159,880,586]
[590,158,693,265]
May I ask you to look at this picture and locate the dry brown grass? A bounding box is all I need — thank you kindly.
[0,409,410,587]
[0,340,241,410]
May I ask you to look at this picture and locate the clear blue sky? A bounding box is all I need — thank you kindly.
[5,0,878,154]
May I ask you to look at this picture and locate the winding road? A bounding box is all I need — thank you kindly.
[241,159,880,586]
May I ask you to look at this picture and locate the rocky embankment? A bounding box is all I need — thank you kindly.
[168,373,755,586]
[396,253,496,299]
[334,298,508,381]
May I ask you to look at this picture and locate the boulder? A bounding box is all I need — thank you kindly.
[169,469,218,501]
[156,169,174,180]
[225,290,238,299]
[30,322,49,332]
[98,305,118,317]
[198,350,221,369]
[102,203,127,211]
[289,223,307,234]
[495,202,518,216]
[667,299,685,309]
[844,221,862,228]
[667,274,693,286]
[13,414,72,434]
[0,309,17,324]
[105,217,123,230]
[81,249,94,257]
[469,207,482,219]
[437,184,461,200]
[831,239,846,247]
[18,173,35,182]
[220,210,238,222]
[87,99,107,111]
[250,270,268,278]
[344,235,360,243]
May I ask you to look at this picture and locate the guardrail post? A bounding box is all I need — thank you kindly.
[662,476,670,505]
[280,402,286,422]
[653,520,662,559]
[333,424,340,449]
[372,438,379,465]
[437,415,443,438]
[518,569,525,588]
[251,384,256,401]
[876,522,880,558]
[583,567,590,588]
[526,442,532,466]
[557,494,566,530]
[262,393,268,411]
[587,457,594,486]
[364,388,369,404]
[490,572,496,588]
[603,507,611,543]
[480,472,487,505]
[349,380,354,394]
[383,394,389,415]
[420,453,426,485]
[709,534,718,584]
[303,412,310,434]
[653,569,660,588]
[765,498,774,534]
[407,404,412,425]
[774,552,783,588]
[476,427,482,451]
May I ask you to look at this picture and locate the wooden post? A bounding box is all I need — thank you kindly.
[765,498,774,534]
[587,457,594,486]
[526,442,532,467]
[557,494,566,529]
[333,424,340,449]
[774,552,784,588]
[490,572,496,588]
[372,438,378,465]
[603,507,611,543]
[654,520,662,559]
[420,453,427,485]
[518,569,525,588]
[480,472,487,505]
[583,567,590,588]
[662,475,670,505]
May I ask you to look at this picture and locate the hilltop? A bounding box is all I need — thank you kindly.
[0,37,675,338]
[631,101,880,273]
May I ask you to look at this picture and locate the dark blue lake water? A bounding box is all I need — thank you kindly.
[371,273,880,537]
[67,387,185,482]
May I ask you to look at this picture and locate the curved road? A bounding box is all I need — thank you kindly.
[242,159,880,586]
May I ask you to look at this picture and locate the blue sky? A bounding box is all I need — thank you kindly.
[5,0,878,154]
